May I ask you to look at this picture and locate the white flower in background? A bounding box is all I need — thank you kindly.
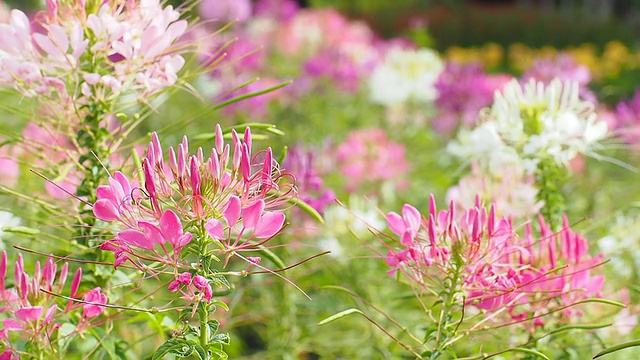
[447,122,521,174]
[0,210,20,249]
[446,163,543,218]
[316,196,386,258]
[598,211,640,279]
[369,48,444,107]
[448,78,608,174]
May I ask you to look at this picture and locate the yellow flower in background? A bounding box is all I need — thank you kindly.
[508,43,535,72]
[445,41,638,79]
[481,43,504,68]
[602,41,631,77]
[445,43,503,68]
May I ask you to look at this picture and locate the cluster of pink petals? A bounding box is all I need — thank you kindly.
[281,144,335,215]
[0,0,187,99]
[0,251,107,351]
[93,126,291,296]
[522,53,595,102]
[335,128,411,192]
[384,195,605,328]
[434,62,512,135]
[611,89,640,147]
[198,2,382,112]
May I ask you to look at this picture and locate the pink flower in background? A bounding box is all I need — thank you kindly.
[612,89,640,147]
[304,49,362,92]
[0,140,19,187]
[220,77,285,118]
[199,0,252,24]
[522,53,595,102]
[0,1,188,99]
[434,62,510,135]
[253,0,300,21]
[282,144,336,215]
[335,128,410,192]
[446,162,542,218]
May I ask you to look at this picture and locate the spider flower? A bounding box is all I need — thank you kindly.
[383,195,605,328]
[369,47,444,107]
[0,251,106,351]
[93,126,293,288]
[0,0,187,99]
[448,78,608,174]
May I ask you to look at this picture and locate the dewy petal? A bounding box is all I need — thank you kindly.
[205,219,224,240]
[254,211,285,239]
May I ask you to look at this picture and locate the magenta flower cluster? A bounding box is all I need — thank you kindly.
[385,195,604,328]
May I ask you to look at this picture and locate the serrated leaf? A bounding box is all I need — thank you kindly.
[210,333,230,345]
[152,339,193,360]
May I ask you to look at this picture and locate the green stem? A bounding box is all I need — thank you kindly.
[433,264,462,359]
[534,158,567,231]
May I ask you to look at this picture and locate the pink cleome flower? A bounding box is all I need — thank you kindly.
[0,251,107,351]
[93,125,293,298]
[384,195,605,328]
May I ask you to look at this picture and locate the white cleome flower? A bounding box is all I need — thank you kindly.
[449,78,608,174]
[369,48,444,107]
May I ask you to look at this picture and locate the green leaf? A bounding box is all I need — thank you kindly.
[151,339,194,359]
[208,346,228,360]
[572,298,625,308]
[210,300,229,312]
[318,308,364,326]
[210,333,230,345]
[286,196,324,224]
[256,246,286,269]
[593,339,640,359]
[213,81,292,111]
[190,342,207,360]
[484,347,550,360]
[207,320,220,336]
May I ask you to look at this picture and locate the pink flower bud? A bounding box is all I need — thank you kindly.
[192,275,208,291]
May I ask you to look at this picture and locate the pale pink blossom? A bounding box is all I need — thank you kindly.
[335,128,411,192]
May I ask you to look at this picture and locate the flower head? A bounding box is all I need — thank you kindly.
[448,78,608,174]
[382,195,605,329]
[369,47,444,107]
[335,128,411,192]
